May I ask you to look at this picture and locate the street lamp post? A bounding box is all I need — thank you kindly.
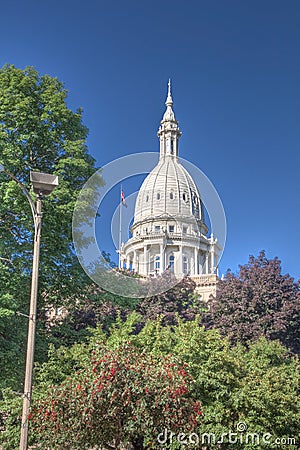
[0,165,58,450]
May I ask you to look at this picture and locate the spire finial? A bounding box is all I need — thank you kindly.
[158,79,181,158]
[165,78,173,107]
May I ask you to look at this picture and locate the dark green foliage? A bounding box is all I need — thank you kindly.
[136,274,201,325]
[0,64,99,304]
[48,274,201,345]
[0,64,101,392]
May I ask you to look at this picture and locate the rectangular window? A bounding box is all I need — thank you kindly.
[183,226,187,234]
[169,225,174,233]
[155,255,160,270]
[169,255,175,272]
[155,226,160,233]
[183,256,188,274]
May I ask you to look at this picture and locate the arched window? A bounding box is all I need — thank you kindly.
[169,255,175,272]
[170,140,174,154]
[183,193,186,201]
[170,192,174,199]
[183,255,188,274]
[155,255,160,270]
[146,195,149,202]
[157,193,161,200]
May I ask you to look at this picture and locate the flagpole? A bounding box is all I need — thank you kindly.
[119,184,122,269]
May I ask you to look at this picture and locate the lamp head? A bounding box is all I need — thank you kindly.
[30,171,58,195]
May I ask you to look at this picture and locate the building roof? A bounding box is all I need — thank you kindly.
[134,155,204,223]
[133,81,205,226]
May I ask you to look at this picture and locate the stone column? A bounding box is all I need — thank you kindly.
[126,255,131,270]
[179,245,183,275]
[210,246,215,274]
[205,253,209,274]
[199,257,203,274]
[194,247,198,275]
[160,243,165,274]
[143,245,148,275]
[133,250,137,272]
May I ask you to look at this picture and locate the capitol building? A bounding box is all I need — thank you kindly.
[119,82,221,300]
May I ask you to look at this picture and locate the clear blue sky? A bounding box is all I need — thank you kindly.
[1,0,299,279]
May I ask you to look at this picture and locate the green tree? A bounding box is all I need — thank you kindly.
[232,338,299,448]
[1,316,299,449]
[46,273,199,347]
[0,64,101,391]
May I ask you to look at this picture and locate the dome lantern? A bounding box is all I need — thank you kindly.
[157,79,182,159]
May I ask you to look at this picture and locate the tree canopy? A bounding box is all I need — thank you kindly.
[0,64,99,297]
[206,251,300,355]
[1,316,298,449]
[0,64,101,391]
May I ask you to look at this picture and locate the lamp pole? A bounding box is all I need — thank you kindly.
[0,165,58,450]
[19,193,42,450]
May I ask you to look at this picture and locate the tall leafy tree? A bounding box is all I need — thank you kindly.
[0,64,99,299]
[205,251,300,355]
[0,64,101,390]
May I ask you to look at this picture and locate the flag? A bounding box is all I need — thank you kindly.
[121,190,128,207]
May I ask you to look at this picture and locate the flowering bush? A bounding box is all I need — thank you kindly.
[30,343,201,449]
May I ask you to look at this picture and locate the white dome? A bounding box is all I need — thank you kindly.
[120,81,219,289]
[134,155,204,224]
